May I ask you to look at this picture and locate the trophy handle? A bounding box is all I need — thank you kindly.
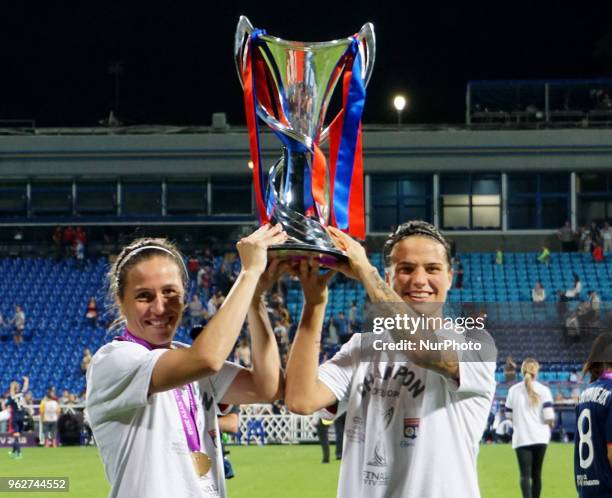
[234,15,255,88]
[356,22,376,87]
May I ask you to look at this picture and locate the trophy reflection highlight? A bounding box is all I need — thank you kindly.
[235,16,375,263]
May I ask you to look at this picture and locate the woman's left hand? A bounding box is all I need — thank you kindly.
[254,259,291,298]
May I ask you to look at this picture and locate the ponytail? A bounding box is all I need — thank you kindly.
[522,358,540,408]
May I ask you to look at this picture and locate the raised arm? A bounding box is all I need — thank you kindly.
[285,260,337,415]
[326,227,459,380]
[149,224,287,394]
[222,260,287,404]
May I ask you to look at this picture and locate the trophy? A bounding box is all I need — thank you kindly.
[235,16,375,263]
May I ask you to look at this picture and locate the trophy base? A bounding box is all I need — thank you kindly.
[268,243,348,266]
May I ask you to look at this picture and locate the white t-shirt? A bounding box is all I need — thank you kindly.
[41,399,59,423]
[505,380,554,449]
[86,340,242,498]
[318,333,496,498]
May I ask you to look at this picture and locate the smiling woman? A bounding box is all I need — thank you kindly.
[86,227,288,498]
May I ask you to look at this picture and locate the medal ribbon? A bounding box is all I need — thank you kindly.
[116,329,201,452]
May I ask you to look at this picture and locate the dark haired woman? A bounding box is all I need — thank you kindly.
[575,332,612,497]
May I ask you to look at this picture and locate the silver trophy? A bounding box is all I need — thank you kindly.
[235,16,375,263]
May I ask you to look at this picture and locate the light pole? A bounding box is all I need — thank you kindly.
[393,95,407,126]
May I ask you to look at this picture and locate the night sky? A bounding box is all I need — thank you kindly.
[2,2,612,127]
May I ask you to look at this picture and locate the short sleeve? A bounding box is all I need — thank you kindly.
[542,386,555,421]
[199,361,244,402]
[318,334,360,403]
[86,342,167,425]
[445,361,496,398]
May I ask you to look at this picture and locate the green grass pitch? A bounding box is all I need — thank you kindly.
[1,443,574,497]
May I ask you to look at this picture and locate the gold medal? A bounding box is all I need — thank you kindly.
[191,451,211,477]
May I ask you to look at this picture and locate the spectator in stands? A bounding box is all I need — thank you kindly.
[235,338,251,368]
[504,356,517,382]
[532,281,546,303]
[536,246,550,265]
[591,221,602,248]
[592,242,605,262]
[187,293,204,328]
[454,262,464,288]
[80,348,92,375]
[578,225,593,253]
[602,221,612,253]
[59,389,70,406]
[10,305,25,345]
[505,358,554,498]
[557,221,575,252]
[197,266,211,303]
[273,319,289,356]
[40,387,60,447]
[187,255,200,282]
[6,376,29,459]
[86,228,286,497]
[495,249,503,265]
[75,238,85,270]
[207,290,224,318]
[575,333,612,497]
[285,221,496,498]
[564,273,582,300]
[85,297,98,327]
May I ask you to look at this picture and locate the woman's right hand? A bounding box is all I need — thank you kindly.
[294,258,335,306]
[237,224,288,276]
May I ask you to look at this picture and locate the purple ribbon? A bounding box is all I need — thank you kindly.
[116,329,201,452]
[601,372,612,380]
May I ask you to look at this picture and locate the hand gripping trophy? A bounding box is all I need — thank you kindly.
[235,16,375,263]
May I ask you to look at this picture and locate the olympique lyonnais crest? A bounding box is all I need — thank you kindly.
[403,418,420,439]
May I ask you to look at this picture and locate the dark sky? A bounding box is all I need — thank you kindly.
[2,2,612,127]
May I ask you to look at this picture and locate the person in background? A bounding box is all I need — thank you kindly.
[557,221,575,252]
[575,333,612,497]
[495,249,503,265]
[532,281,546,304]
[505,358,555,498]
[593,243,605,263]
[601,221,612,253]
[564,273,582,301]
[537,246,550,265]
[7,376,29,459]
[11,305,26,346]
[40,387,61,447]
[85,297,98,328]
[504,356,518,383]
[80,348,92,375]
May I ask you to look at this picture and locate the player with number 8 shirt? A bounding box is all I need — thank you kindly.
[575,332,612,497]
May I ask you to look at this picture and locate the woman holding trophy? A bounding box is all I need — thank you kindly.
[86,224,286,498]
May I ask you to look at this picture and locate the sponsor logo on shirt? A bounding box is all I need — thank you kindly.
[400,418,420,448]
[367,440,388,467]
[357,365,425,400]
[362,469,390,487]
[346,416,365,444]
[576,473,600,487]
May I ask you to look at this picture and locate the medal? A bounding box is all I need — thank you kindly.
[191,451,211,476]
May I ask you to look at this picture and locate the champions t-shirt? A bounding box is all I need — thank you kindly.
[575,377,612,498]
[318,333,496,498]
[86,340,242,498]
